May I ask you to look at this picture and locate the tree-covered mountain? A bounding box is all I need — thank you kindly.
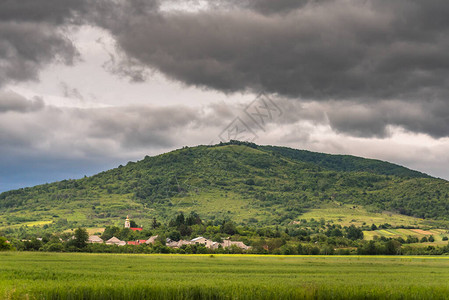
[1,141,448,230]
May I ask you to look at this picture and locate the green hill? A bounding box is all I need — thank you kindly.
[1,141,448,231]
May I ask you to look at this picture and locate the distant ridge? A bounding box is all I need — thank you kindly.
[258,144,430,178]
[0,141,447,229]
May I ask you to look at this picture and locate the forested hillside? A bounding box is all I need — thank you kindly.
[1,141,448,230]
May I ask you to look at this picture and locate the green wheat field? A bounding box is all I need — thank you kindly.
[2,253,449,299]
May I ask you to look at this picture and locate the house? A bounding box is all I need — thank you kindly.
[127,239,148,245]
[161,236,250,250]
[222,239,251,250]
[166,239,192,248]
[106,236,125,246]
[177,240,192,247]
[166,240,179,248]
[88,235,103,244]
[130,227,143,232]
[190,237,215,248]
[145,235,159,244]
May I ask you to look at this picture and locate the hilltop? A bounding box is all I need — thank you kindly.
[1,141,448,231]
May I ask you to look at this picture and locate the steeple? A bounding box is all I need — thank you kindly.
[125,215,130,228]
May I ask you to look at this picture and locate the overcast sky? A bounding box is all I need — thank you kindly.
[1,0,449,192]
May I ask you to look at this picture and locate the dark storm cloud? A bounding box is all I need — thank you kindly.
[0,22,78,86]
[0,0,89,24]
[212,0,330,14]
[89,0,449,137]
[0,0,90,87]
[3,0,449,139]
[97,0,449,101]
[326,100,449,139]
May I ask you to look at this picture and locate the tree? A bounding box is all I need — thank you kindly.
[178,224,192,237]
[385,240,401,255]
[186,212,202,226]
[0,237,13,251]
[428,235,435,242]
[73,228,88,249]
[168,230,181,241]
[169,213,185,227]
[175,213,185,226]
[24,238,42,251]
[130,220,138,228]
[152,217,160,229]
[221,221,238,235]
[101,226,120,241]
[346,225,364,240]
[43,242,64,252]
[406,235,419,244]
[330,228,343,237]
[266,238,285,251]
[245,179,255,186]
[118,228,132,241]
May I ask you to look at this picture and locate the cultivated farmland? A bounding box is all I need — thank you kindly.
[2,252,449,299]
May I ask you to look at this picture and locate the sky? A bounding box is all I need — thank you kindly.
[1,0,449,192]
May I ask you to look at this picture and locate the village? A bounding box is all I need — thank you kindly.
[87,216,251,250]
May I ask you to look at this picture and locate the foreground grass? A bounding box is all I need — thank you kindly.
[2,253,449,299]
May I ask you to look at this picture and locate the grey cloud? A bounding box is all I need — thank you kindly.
[60,82,84,100]
[0,0,89,24]
[0,93,232,162]
[0,90,44,113]
[211,0,330,14]
[0,22,78,86]
[3,0,449,139]
[95,0,449,101]
[237,0,310,13]
[292,100,449,139]
[88,0,449,138]
[81,105,200,149]
[0,0,90,87]
[260,96,449,138]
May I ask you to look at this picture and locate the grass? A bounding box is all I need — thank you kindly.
[299,203,427,227]
[364,228,449,245]
[2,252,449,299]
[0,220,53,230]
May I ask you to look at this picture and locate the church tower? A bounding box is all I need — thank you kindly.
[125,215,130,228]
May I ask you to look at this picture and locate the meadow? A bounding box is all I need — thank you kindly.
[2,253,449,299]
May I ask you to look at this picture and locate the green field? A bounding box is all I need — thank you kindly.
[364,228,449,246]
[2,253,449,299]
[299,203,429,227]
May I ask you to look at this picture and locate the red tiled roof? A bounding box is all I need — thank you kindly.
[138,240,147,244]
[130,228,143,231]
[127,241,139,245]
